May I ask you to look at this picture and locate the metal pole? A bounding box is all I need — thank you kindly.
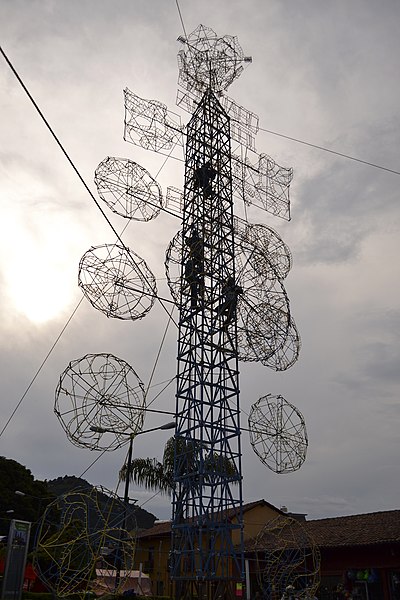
[115,434,134,591]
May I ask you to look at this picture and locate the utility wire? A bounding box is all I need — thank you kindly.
[175,0,189,40]
[0,299,84,438]
[0,45,176,316]
[0,45,180,437]
[259,125,400,176]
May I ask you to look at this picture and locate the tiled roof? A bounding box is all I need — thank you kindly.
[243,509,400,552]
[137,499,282,539]
[305,510,400,548]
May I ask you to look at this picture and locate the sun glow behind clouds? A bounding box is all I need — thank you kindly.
[1,189,85,325]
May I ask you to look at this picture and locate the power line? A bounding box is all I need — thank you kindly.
[0,299,84,438]
[175,0,189,41]
[0,46,176,314]
[0,45,180,438]
[259,125,400,176]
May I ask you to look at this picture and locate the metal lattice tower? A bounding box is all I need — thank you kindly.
[68,22,302,600]
[171,89,244,599]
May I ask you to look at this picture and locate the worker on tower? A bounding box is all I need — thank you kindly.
[193,160,217,198]
[184,257,200,309]
[217,276,243,328]
[184,228,205,308]
[185,228,203,271]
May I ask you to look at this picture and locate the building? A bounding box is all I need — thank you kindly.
[306,510,400,600]
[134,500,285,597]
[243,508,400,600]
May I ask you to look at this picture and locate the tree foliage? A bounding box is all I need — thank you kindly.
[119,436,238,496]
[0,456,54,528]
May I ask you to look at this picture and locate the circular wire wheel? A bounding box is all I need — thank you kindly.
[94,157,163,221]
[33,486,137,598]
[252,514,320,600]
[245,309,301,371]
[78,243,157,320]
[258,316,301,372]
[54,353,145,450]
[248,394,308,474]
[234,219,292,281]
[165,227,292,366]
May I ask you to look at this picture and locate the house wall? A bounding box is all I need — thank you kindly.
[134,534,172,597]
[319,543,400,600]
[134,503,281,596]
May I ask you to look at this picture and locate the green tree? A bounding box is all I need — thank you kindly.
[0,456,54,527]
[119,436,238,495]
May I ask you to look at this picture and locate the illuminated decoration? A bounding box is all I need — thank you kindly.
[94,157,163,221]
[78,243,156,320]
[54,353,145,450]
[33,487,137,598]
[248,394,307,473]
[124,88,184,152]
[253,515,320,600]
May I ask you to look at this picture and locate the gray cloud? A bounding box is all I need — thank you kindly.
[0,0,399,523]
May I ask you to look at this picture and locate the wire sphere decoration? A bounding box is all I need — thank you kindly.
[248,394,308,474]
[177,24,247,94]
[94,157,163,221]
[54,353,145,451]
[78,243,157,320]
[252,514,320,600]
[164,228,292,366]
[33,486,137,598]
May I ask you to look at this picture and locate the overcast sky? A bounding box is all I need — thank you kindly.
[0,0,399,522]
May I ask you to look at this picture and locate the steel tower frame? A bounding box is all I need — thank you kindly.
[171,89,244,599]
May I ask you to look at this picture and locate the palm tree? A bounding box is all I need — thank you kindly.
[119,436,238,495]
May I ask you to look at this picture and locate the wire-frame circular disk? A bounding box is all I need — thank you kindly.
[246,309,301,372]
[234,220,292,281]
[178,25,246,94]
[94,157,163,221]
[252,514,320,600]
[165,228,291,366]
[248,394,308,474]
[33,486,137,598]
[55,353,145,450]
[78,243,157,320]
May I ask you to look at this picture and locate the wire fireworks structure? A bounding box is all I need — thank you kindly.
[78,243,157,320]
[94,157,163,221]
[248,395,308,474]
[54,353,145,451]
[33,486,137,598]
[253,515,320,600]
[56,22,308,600]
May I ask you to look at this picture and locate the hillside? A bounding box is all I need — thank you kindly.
[47,475,157,530]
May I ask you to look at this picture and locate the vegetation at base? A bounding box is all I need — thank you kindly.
[0,456,55,530]
[0,457,157,535]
